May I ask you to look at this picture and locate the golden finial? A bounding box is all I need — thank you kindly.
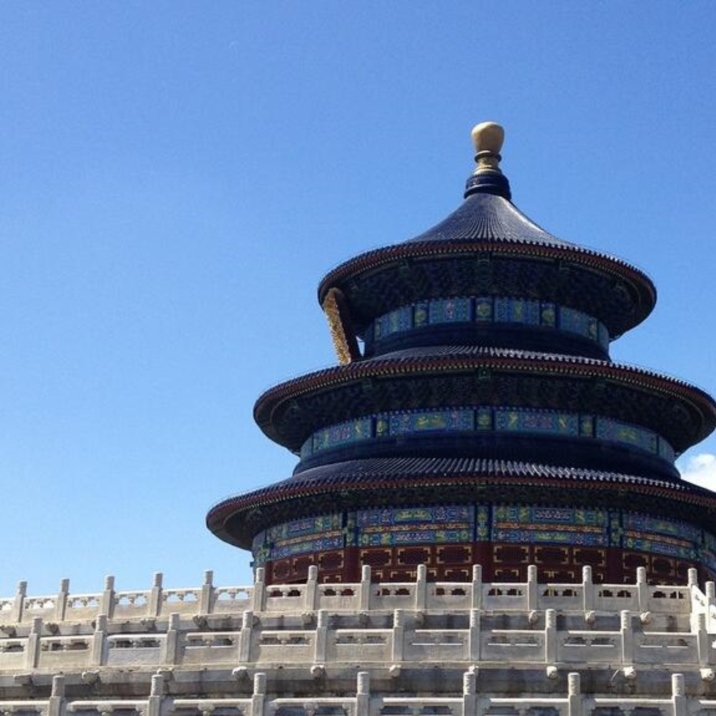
[471,122,504,174]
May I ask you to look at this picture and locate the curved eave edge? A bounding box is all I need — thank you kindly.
[207,470,716,550]
[317,240,657,313]
[253,353,716,449]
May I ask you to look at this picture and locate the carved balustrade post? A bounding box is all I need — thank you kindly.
[149,573,163,617]
[468,609,481,662]
[11,581,26,623]
[544,609,556,664]
[146,673,165,716]
[462,668,477,716]
[695,612,709,667]
[471,564,482,610]
[200,570,214,614]
[567,672,582,716]
[306,566,319,611]
[164,612,181,665]
[314,609,328,664]
[706,581,716,633]
[251,672,267,716]
[238,610,254,662]
[92,614,107,665]
[581,566,593,613]
[252,569,266,613]
[55,579,69,622]
[48,674,66,716]
[636,568,648,613]
[99,576,115,620]
[527,566,538,611]
[359,565,372,611]
[356,671,370,716]
[415,565,427,611]
[620,610,633,666]
[671,673,686,716]
[26,617,42,669]
[392,609,405,663]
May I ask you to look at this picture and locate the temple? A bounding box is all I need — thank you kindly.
[207,122,716,586]
[4,122,716,715]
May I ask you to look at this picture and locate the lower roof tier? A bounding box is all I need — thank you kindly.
[206,456,716,552]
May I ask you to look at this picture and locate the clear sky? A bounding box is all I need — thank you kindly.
[1,2,716,598]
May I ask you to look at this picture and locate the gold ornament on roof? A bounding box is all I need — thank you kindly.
[471,121,505,174]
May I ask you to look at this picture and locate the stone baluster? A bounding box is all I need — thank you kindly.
[146,673,165,716]
[695,612,709,666]
[314,610,328,663]
[239,610,254,662]
[200,570,214,614]
[620,610,633,665]
[462,668,477,716]
[471,564,482,610]
[48,674,66,716]
[468,609,481,661]
[527,566,538,611]
[92,614,107,665]
[706,581,716,633]
[392,610,405,662]
[11,581,26,623]
[567,672,582,716]
[149,573,164,617]
[359,565,372,610]
[581,566,594,612]
[164,612,181,665]
[671,673,686,716]
[251,673,267,716]
[544,609,556,664]
[636,568,648,612]
[306,566,319,611]
[99,576,116,620]
[26,617,42,669]
[252,569,266,613]
[356,671,370,716]
[415,565,427,611]
[55,579,69,622]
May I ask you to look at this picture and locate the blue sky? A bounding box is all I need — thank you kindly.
[1,3,716,597]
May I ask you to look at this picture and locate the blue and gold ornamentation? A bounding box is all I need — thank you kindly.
[494,298,540,325]
[495,409,579,436]
[429,297,472,324]
[492,506,609,547]
[369,296,610,350]
[596,417,657,454]
[301,406,674,464]
[389,409,474,435]
[357,505,474,547]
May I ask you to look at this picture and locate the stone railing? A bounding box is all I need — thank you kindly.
[3,669,714,716]
[0,572,253,625]
[1,565,716,675]
[2,604,713,673]
[0,565,709,625]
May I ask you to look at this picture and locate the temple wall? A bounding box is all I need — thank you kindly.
[253,505,716,585]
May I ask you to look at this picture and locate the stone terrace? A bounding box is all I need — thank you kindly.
[2,566,716,715]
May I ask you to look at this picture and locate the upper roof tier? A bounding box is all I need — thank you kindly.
[318,123,656,359]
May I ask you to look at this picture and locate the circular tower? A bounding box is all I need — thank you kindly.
[208,123,716,585]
